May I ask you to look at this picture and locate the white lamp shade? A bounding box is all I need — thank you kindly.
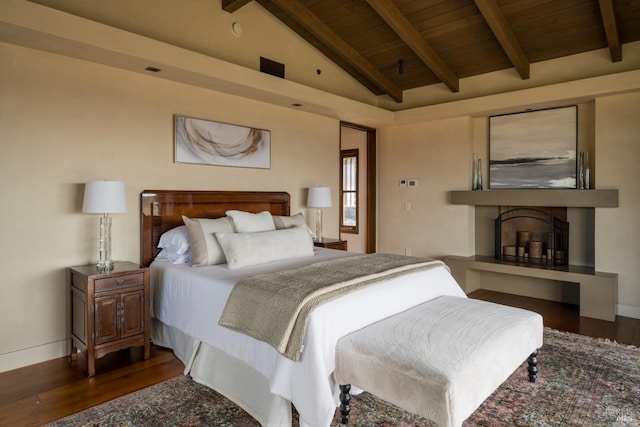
[82,180,127,214]
[307,186,332,208]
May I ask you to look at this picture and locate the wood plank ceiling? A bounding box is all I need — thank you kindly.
[223,0,640,103]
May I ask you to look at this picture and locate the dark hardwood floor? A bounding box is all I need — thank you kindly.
[0,345,184,427]
[470,289,640,347]
[1,290,638,427]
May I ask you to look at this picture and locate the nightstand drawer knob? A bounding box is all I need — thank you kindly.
[116,279,124,286]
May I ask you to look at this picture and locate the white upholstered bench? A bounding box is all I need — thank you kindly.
[333,296,543,427]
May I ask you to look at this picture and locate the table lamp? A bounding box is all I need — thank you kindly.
[82,180,127,271]
[307,186,332,242]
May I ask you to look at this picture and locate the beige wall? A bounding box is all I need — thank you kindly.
[0,42,340,372]
[378,117,474,258]
[595,92,640,318]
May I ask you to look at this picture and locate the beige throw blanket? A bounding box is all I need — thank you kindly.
[218,254,448,361]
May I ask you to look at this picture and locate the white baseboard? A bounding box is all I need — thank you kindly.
[617,304,640,320]
[0,339,68,373]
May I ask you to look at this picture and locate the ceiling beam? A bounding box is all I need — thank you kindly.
[221,0,252,13]
[598,0,622,62]
[474,0,530,79]
[365,0,459,92]
[268,0,403,102]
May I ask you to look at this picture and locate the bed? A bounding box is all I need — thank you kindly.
[140,190,467,427]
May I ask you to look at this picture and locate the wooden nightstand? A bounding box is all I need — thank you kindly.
[314,238,348,251]
[69,261,150,376]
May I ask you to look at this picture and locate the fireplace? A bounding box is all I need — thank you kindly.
[495,207,569,266]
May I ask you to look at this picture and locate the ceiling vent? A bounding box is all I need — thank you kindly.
[260,57,285,79]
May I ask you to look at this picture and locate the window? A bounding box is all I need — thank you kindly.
[340,149,358,233]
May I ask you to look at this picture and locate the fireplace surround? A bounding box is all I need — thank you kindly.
[446,189,619,321]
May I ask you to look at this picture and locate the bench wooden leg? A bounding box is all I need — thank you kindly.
[339,384,351,425]
[527,350,538,382]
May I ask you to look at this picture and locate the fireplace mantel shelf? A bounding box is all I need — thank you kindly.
[449,189,618,208]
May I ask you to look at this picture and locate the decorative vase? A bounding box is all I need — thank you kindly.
[584,152,590,189]
[578,152,585,189]
[476,159,483,190]
[472,154,478,190]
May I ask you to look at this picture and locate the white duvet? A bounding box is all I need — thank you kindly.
[150,248,466,427]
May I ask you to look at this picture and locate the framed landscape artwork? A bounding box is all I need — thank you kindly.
[175,115,271,169]
[489,106,577,189]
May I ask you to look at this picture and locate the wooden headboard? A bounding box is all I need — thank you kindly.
[140,190,290,267]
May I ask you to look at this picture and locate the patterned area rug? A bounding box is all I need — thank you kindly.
[47,329,639,427]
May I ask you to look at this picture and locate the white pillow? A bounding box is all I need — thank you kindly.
[182,215,234,267]
[158,225,190,255]
[272,213,307,229]
[226,210,276,233]
[215,225,314,269]
[273,212,314,236]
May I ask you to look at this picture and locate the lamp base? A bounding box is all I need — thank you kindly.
[315,208,323,242]
[97,214,114,273]
[97,259,114,273]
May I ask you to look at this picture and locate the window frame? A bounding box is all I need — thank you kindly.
[340,148,359,234]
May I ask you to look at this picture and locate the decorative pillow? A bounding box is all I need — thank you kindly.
[226,210,276,233]
[273,213,314,236]
[215,225,314,269]
[157,225,191,255]
[272,213,306,229]
[182,215,234,267]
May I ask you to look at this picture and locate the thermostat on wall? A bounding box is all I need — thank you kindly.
[408,179,418,187]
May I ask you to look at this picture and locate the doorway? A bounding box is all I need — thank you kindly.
[339,122,376,253]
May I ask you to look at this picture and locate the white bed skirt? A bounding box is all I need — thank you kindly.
[151,319,293,427]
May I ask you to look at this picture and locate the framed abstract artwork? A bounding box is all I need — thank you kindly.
[175,115,271,169]
[489,106,577,189]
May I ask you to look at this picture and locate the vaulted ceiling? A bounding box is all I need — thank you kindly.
[223,0,640,103]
